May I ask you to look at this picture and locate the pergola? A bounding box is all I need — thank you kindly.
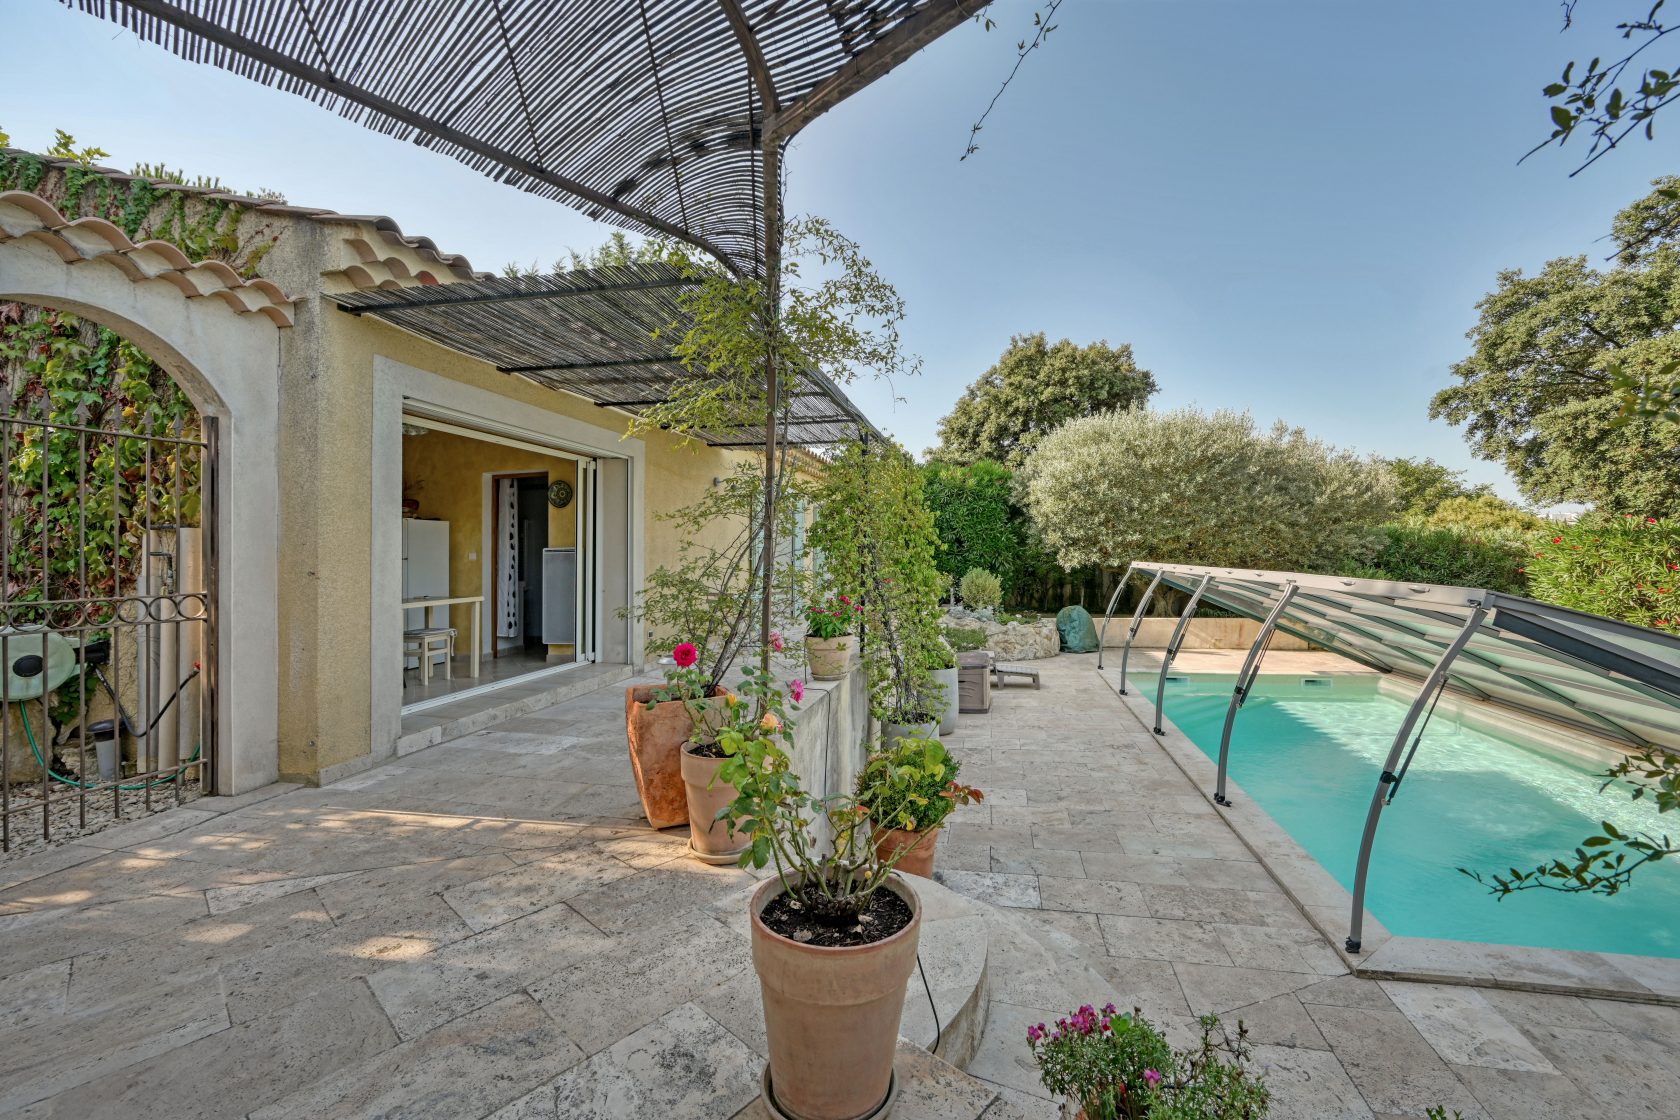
[1098,562,1680,953]
[334,261,882,447]
[69,0,983,644]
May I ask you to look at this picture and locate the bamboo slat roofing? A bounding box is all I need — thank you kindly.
[333,261,882,447]
[66,0,979,277]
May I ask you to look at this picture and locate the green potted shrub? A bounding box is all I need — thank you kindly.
[856,733,981,878]
[1026,1003,1269,1119]
[804,593,861,679]
[716,669,970,1120]
[959,566,1003,616]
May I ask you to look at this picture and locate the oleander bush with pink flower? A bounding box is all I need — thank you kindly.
[1026,1004,1268,1120]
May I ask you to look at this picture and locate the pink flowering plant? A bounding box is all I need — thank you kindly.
[805,594,861,640]
[645,641,729,746]
[714,669,953,927]
[1026,1004,1267,1120]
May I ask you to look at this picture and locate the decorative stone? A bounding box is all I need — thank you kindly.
[940,612,1060,661]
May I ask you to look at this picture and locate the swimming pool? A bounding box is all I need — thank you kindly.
[1147,672,1680,959]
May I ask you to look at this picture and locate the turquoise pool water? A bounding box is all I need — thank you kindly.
[1147,672,1680,958]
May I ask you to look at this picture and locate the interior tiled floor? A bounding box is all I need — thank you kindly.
[0,656,1675,1119]
[400,646,576,708]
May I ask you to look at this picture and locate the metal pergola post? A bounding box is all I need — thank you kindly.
[1153,573,1214,735]
[1344,605,1487,953]
[1214,581,1298,807]
[1114,570,1164,695]
[1095,562,1136,671]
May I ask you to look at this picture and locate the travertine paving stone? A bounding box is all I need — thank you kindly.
[1,655,1676,1119]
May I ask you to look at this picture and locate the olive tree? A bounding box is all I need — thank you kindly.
[1018,407,1397,572]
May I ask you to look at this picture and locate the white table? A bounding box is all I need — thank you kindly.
[402,594,483,678]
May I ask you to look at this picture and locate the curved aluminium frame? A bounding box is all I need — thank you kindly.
[1152,574,1214,734]
[1094,562,1136,671]
[1107,570,1164,694]
[1213,582,1299,807]
[1345,607,1487,952]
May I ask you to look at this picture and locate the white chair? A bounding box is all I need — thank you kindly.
[403,627,456,685]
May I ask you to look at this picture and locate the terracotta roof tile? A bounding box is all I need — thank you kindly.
[0,189,296,327]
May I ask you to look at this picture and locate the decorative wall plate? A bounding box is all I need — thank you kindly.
[547,479,574,508]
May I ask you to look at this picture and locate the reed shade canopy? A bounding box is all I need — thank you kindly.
[333,261,882,447]
[63,0,983,278]
[1121,562,1680,752]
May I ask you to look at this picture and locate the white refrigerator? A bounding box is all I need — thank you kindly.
[402,519,450,668]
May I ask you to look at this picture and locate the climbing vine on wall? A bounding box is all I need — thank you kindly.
[0,130,283,277]
[0,304,200,625]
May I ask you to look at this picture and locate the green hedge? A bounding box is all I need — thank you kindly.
[1526,515,1680,629]
[1341,524,1529,595]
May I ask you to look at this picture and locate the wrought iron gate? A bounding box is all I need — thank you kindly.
[0,408,216,851]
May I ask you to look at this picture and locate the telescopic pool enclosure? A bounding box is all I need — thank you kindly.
[1098,562,1680,953]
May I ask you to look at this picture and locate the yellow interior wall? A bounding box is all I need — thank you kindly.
[399,429,577,651]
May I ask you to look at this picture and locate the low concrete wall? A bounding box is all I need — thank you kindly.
[1103,617,1311,651]
[783,664,870,850]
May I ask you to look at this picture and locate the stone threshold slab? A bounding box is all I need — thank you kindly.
[389,662,636,761]
[1096,667,1680,1007]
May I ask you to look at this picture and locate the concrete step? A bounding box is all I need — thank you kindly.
[395,661,636,756]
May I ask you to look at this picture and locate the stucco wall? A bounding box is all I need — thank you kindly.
[279,303,764,782]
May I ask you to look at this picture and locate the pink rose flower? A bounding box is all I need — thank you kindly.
[672,643,698,669]
[790,679,805,703]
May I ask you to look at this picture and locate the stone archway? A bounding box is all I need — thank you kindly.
[0,209,285,795]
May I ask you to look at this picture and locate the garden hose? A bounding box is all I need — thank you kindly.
[17,666,204,791]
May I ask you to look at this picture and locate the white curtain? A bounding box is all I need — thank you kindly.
[496,478,520,638]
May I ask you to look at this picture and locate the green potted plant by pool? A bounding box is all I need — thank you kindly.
[1026,1002,1269,1119]
[804,593,861,679]
[716,668,970,1120]
[856,732,981,878]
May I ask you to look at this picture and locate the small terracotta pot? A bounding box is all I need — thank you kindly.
[750,873,922,1120]
[681,743,748,863]
[806,635,857,680]
[872,822,941,879]
[625,685,727,829]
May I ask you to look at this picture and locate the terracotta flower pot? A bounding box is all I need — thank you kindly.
[750,873,922,1120]
[806,635,857,680]
[872,822,941,879]
[681,743,749,863]
[624,685,727,829]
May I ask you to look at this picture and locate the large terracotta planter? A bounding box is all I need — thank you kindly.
[751,873,922,1120]
[872,822,941,879]
[625,685,726,830]
[806,635,857,681]
[681,744,748,864]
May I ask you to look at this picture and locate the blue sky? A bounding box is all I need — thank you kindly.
[4,1,1676,501]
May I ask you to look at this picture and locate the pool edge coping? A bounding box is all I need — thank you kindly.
[1095,665,1680,1007]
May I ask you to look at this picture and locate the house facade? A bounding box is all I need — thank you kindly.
[0,151,838,796]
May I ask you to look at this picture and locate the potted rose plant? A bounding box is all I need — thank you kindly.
[682,674,804,863]
[625,641,730,829]
[1026,1003,1269,1119]
[716,668,970,1120]
[805,593,861,680]
[856,733,981,878]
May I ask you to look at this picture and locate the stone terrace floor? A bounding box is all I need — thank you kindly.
[1,657,1677,1118]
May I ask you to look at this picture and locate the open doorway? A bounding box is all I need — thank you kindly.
[399,416,594,710]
